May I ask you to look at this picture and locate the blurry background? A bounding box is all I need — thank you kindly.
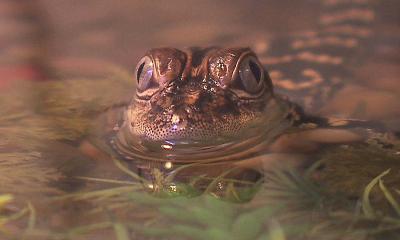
[1,0,400,128]
[0,2,399,238]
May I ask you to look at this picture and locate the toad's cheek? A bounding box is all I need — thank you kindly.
[127,109,261,143]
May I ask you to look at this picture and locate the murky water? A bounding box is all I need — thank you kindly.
[1,1,400,239]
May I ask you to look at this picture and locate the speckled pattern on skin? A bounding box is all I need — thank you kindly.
[115,0,379,145]
[126,47,276,142]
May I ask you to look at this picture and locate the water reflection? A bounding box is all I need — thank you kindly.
[132,159,263,201]
[0,0,399,239]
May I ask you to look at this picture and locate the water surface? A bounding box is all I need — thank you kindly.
[0,1,399,239]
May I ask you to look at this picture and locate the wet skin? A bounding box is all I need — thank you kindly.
[105,47,300,186]
[128,47,284,141]
[111,47,306,161]
[101,46,380,193]
[109,47,374,165]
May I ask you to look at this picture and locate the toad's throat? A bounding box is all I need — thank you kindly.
[112,47,295,161]
[112,96,293,162]
[128,106,265,143]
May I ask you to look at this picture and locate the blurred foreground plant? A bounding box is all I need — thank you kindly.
[2,158,400,240]
[43,161,400,240]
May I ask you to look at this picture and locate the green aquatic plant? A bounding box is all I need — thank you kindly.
[2,158,400,240]
[2,81,400,240]
[0,67,133,146]
[132,194,284,240]
[96,167,389,240]
[0,151,62,194]
[317,138,400,214]
[362,169,400,218]
[0,194,14,231]
[1,55,399,240]
[0,194,36,238]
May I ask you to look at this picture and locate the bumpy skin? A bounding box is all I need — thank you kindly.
[124,47,290,144]
[115,0,376,148]
[108,48,303,181]
[109,47,302,164]
[1,0,389,195]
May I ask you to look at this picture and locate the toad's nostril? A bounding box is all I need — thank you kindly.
[184,91,200,105]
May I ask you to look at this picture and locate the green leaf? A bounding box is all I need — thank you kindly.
[190,205,231,230]
[158,206,198,223]
[362,169,391,218]
[113,158,149,184]
[256,233,270,240]
[0,194,13,209]
[232,205,281,240]
[139,226,184,238]
[378,179,400,216]
[171,225,208,240]
[27,202,36,232]
[267,220,286,240]
[113,223,130,240]
[231,212,263,240]
[204,196,236,222]
[205,227,232,240]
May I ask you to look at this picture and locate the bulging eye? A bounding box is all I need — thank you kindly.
[237,56,264,94]
[135,56,155,92]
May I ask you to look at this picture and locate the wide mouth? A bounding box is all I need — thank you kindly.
[136,118,267,147]
[112,97,293,163]
[112,116,292,164]
[129,107,266,143]
[112,132,270,164]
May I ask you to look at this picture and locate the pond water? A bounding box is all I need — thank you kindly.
[0,1,399,239]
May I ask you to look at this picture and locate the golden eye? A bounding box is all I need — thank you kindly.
[135,56,155,92]
[235,56,264,94]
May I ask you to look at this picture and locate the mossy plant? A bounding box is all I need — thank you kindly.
[316,135,400,213]
[3,157,398,240]
[1,70,399,239]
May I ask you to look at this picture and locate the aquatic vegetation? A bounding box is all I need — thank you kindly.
[362,169,400,218]
[317,136,400,212]
[3,156,398,240]
[1,78,399,239]
[0,194,14,230]
[1,73,399,240]
[132,168,399,240]
[0,1,398,240]
[0,66,132,144]
[0,151,62,194]
[0,194,36,237]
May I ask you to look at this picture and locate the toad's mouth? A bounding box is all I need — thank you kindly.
[111,121,289,164]
[127,93,292,141]
[128,110,265,144]
[110,47,295,162]
[111,97,293,163]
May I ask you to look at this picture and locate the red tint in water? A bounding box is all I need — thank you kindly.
[0,65,47,88]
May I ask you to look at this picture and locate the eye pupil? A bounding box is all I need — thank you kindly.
[135,56,155,92]
[235,57,264,94]
[136,62,145,83]
[249,60,261,83]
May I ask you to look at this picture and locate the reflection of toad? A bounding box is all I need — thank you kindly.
[112,47,375,165]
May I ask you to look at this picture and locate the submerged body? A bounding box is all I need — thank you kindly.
[109,0,381,163]
[111,47,300,163]
[1,1,400,238]
[99,46,389,193]
[0,0,396,194]
[110,47,374,165]
[0,0,390,189]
